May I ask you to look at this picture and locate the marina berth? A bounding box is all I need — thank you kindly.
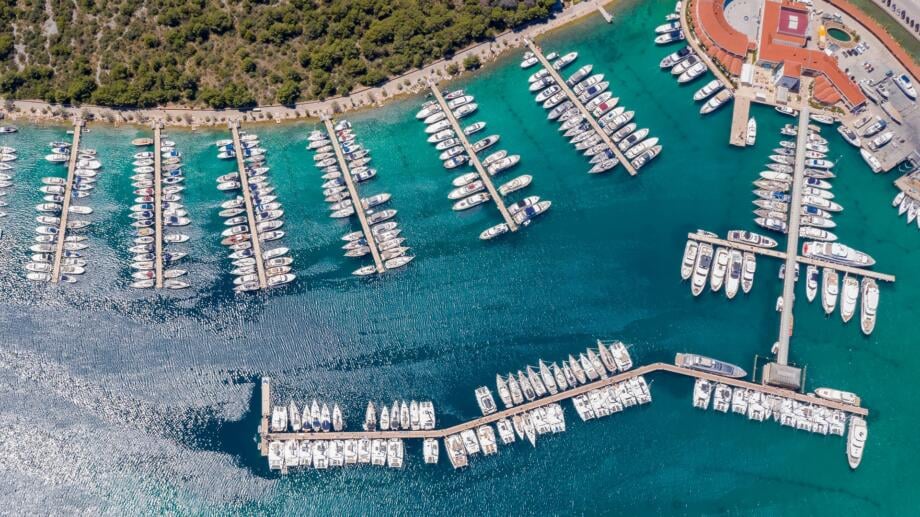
[311,119,411,275]
[26,121,98,284]
[522,41,654,176]
[215,124,295,291]
[422,83,553,238]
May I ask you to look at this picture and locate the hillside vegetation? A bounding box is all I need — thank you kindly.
[0,0,557,109]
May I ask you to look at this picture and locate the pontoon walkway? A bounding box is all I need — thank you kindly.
[428,82,519,232]
[50,119,83,283]
[324,117,386,273]
[230,122,268,289]
[523,39,637,176]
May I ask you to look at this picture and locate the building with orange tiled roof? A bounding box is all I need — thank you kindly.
[689,0,755,76]
[756,0,867,111]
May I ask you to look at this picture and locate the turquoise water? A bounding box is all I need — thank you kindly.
[0,0,918,513]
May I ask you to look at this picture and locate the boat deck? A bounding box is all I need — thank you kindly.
[258,361,867,448]
[729,94,751,147]
[686,233,896,283]
[324,118,386,273]
[153,124,165,288]
[523,39,637,176]
[230,122,268,289]
[427,83,519,232]
[50,119,83,283]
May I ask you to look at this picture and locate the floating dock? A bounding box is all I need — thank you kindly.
[229,122,268,289]
[428,83,519,232]
[50,119,83,283]
[523,39,637,177]
[152,123,165,288]
[259,361,866,447]
[729,94,751,147]
[323,118,385,273]
[685,233,895,283]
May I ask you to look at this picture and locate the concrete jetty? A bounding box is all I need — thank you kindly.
[686,232,896,283]
[729,94,751,147]
[523,39,637,176]
[229,122,268,289]
[428,83,519,231]
[775,109,811,364]
[152,123,165,288]
[50,119,83,283]
[595,1,613,22]
[259,361,867,446]
[323,118,386,273]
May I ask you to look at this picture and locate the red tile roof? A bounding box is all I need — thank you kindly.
[689,0,754,77]
[759,0,866,108]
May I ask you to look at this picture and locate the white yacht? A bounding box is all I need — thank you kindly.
[860,278,878,335]
[822,267,839,315]
[680,240,699,277]
[746,118,757,145]
[709,247,728,292]
[690,242,713,296]
[423,438,439,464]
[741,252,755,293]
[724,249,742,299]
[840,274,859,323]
[805,265,819,302]
[847,416,867,469]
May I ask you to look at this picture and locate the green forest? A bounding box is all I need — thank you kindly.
[0,0,558,109]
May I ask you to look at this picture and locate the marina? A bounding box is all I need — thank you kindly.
[685,232,895,283]
[258,342,868,471]
[0,0,917,511]
[523,40,640,176]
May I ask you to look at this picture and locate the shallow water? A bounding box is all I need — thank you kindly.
[0,0,917,514]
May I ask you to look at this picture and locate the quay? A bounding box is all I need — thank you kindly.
[685,233,896,283]
[428,83,518,231]
[523,39,637,177]
[258,361,866,447]
[50,119,84,283]
[152,123,165,288]
[229,122,268,289]
[323,117,385,273]
[775,109,811,364]
[728,94,751,147]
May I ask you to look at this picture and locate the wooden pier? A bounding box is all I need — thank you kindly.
[523,39,637,176]
[230,122,268,289]
[686,233,896,283]
[428,83,519,232]
[729,95,751,147]
[259,361,866,447]
[323,118,386,273]
[774,109,811,364]
[152,123,165,288]
[50,119,83,283]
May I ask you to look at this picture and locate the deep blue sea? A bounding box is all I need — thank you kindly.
[0,0,917,514]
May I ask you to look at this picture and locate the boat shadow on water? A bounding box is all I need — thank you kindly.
[167,375,274,477]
